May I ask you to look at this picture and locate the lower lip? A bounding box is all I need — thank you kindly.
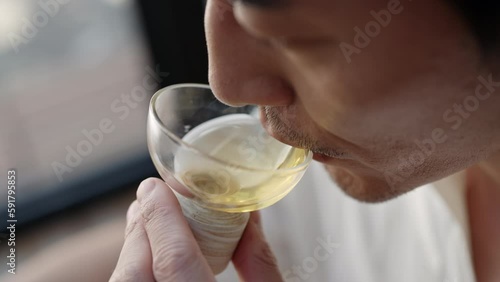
[313,153,332,163]
[259,108,282,142]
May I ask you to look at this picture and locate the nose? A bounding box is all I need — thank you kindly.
[205,0,294,107]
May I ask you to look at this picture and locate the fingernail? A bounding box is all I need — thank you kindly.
[137,178,157,203]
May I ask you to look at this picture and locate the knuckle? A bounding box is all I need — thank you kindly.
[140,200,175,225]
[152,244,199,280]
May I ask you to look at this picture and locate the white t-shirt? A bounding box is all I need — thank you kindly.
[217,162,476,282]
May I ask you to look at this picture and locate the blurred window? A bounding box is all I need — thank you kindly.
[0,0,154,226]
[0,0,208,228]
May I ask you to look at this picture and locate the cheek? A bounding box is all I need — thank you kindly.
[281,0,481,144]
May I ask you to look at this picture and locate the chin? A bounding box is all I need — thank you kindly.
[324,165,413,203]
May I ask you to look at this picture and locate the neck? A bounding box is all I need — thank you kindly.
[478,151,500,186]
[466,153,500,282]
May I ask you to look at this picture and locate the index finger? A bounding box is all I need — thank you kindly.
[136,178,214,281]
[110,201,155,282]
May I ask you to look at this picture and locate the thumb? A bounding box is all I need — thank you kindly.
[232,212,283,282]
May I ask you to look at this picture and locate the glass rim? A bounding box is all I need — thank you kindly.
[149,83,313,173]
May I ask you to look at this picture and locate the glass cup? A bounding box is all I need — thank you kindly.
[147,83,312,213]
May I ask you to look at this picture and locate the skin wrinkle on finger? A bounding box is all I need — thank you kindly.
[248,220,279,269]
[124,201,141,238]
[135,178,215,281]
[136,179,191,240]
[126,200,140,222]
[250,212,263,232]
[111,202,155,282]
[110,264,150,282]
[137,187,190,244]
[124,214,140,239]
[233,215,283,282]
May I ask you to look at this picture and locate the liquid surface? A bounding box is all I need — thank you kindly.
[175,114,310,212]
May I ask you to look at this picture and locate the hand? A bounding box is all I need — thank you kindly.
[110,178,283,282]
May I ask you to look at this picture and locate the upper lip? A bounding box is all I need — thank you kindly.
[259,108,304,148]
[260,107,352,160]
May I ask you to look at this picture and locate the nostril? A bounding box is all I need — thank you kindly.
[240,76,295,106]
[211,75,294,107]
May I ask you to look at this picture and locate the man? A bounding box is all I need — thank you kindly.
[111,0,500,281]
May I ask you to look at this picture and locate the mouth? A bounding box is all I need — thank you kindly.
[260,108,343,164]
[259,106,303,148]
[312,152,334,163]
[259,106,350,165]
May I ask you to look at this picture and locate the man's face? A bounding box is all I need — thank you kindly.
[205,0,500,202]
